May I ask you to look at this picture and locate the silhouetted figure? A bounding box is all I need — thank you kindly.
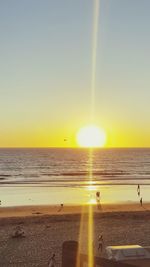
[98,235,103,252]
[137,184,140,196]
[96,191,101,210]
[96,191,100,200]
[48,253,56,267]
[140,197,143,206]
[58,203,64,212]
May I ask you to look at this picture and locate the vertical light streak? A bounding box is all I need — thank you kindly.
[76,206,86,267]
[88,203,94,267]
[90,0,100,121]
[88,148,94,267]
[88,1,100,265]
[77,1,100,266]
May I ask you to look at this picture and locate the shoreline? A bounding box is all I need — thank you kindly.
[0,184,149,207]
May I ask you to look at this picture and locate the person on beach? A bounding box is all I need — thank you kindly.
[96,191,100,201]
[58,203,63,212]
[137,184,140,196]
[96,191,101,210]
[97,199,101,210]
[48,253,56,267]
[140,197,143,206]
[98,235,103,252]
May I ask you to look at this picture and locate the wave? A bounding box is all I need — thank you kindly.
[1,177,150,186]
[40,170,130,177]
[0,174,12,177]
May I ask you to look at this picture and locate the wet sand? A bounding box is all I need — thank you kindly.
[0,184,150,207]
[0,203,150,266]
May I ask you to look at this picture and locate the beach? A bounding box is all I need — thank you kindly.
[0,149,150,266]
[0,203,150,266]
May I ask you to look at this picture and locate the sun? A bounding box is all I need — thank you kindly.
[77,125,106,148]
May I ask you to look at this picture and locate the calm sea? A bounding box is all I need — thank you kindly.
[0,148,150,187]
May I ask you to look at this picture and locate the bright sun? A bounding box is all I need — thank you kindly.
[77,125,106,148]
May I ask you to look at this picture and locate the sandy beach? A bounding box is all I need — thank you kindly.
[0,203,150,266]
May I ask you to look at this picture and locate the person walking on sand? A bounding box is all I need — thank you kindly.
[140,197,143,207]
[58,203,63,212]
[137,184,140,196]
[98,235,103,252]
[96,191,101,209]
[48,253,56,267]
[96,191,100,201]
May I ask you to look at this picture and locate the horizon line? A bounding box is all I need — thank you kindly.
[0,146,150,149]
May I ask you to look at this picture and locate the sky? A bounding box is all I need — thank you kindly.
[0,0,150,147]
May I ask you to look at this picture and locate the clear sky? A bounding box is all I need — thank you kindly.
[0,0,150,147]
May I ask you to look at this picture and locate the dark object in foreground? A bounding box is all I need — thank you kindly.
[62,240,78,267]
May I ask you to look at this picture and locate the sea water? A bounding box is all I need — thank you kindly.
[0,148,150,206]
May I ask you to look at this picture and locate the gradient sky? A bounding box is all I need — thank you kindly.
[0,0,150,147]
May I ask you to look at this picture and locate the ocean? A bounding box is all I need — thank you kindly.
[0,148,150,186]
[0,148,150,206]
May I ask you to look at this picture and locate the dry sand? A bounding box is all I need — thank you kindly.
[0,203,150,266]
